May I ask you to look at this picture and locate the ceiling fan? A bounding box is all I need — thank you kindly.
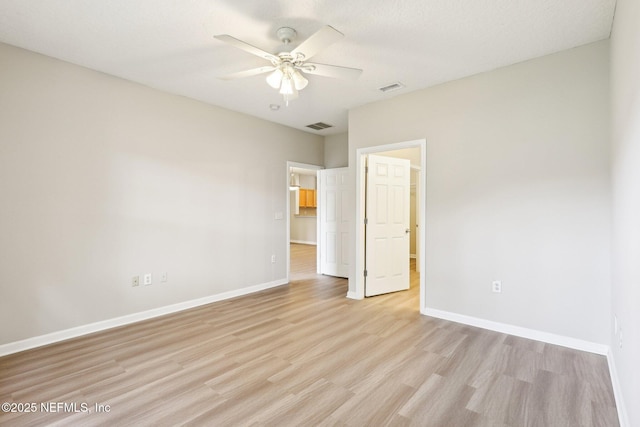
[214,25,362,105]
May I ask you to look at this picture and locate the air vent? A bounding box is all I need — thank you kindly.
[378,82,405,93]
[306,122,333,130]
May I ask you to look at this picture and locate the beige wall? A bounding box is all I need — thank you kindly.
[610,0,640,423]
[349,41,611,344]
[0,42,323,345]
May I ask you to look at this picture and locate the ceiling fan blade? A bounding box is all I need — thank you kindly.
[301,63,363,80]
[214,34,278,62]
[218,66,276,80]
[290,26,344,61]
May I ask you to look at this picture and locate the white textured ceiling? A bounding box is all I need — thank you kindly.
[0,0,616,135]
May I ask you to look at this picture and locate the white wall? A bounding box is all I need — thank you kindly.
[349,41,611,345]
[0,42,323,345]
[610,0,640,423]
[324,132,348,168]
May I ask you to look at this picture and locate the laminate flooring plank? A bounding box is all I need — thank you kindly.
[314,415,350,427]
[398,373,479,426]
[267,333,381,395]
[466,371,533,426]
[80,359,185,402]
[591,402,621,427]
[204,353,291,398]
[524,369,593,427]
[185,380,293,426]
[12,361,125,402]
[258,379,354,427]
[167,333,243,366]
[488,343,544,383]
[376,349,448,390]
[325,333,418,390]
[570,351,617,407]
[330,374,416,426]
[503,334,546,353]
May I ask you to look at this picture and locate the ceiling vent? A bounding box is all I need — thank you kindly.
[306,122,333,130]
[378,82,405,93]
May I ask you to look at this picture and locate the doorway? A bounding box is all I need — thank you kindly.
[286,161,322,282]
[353,139,427,313]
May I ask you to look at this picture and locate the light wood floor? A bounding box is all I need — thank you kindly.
[0,244,618,426]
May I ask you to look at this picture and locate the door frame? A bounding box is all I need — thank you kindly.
[353,139,427,313]
[286,161,323,282]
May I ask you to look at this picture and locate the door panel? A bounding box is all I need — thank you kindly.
[365,154,410,296]
[319,168,349,278]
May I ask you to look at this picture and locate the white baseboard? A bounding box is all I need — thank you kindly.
[423,307,609,355]
[290,240,317,245]
[346,291,361,300]
[607,350,630,427]
[0,278,288,357]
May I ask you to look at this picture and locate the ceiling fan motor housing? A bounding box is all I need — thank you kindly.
[276,27,297,44]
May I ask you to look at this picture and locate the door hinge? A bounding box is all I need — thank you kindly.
[365,166,369,173]
[364,269,368,277]
[364,218,368,225]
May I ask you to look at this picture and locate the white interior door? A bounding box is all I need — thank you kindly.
[319,168,349,278]
[365,154,410,296]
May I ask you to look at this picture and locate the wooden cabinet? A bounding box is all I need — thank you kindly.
[299,189,317,208]
[308,189,317,208]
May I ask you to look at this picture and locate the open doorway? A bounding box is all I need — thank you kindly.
[353,139,427,312]
[286,162,322,282]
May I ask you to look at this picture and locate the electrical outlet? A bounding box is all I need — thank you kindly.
[271,254,276,263]
[161,272,168,282]
[132,276,139,287]
[492,280,502,293]
[144,273,152,286]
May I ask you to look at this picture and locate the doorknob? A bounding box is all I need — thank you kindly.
[405,228,410,234]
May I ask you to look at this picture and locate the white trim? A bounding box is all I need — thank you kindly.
[0,278,288,357]
[354,152,367,299]
[289,240,317,245]
[607,350,630,427]
[423,307,609,355]
[346,291,361,300]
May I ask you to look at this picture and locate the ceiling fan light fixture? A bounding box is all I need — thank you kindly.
[281,77,299,106]
[279,75,292,95]
[292,70,308,91]
[266,68,283,89]
[216,25,362,106]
